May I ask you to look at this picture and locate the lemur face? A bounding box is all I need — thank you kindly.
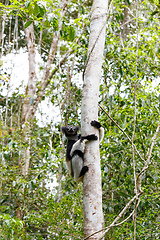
[61,126,79,137]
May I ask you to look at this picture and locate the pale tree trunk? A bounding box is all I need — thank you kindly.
[21,22,37,125]
[81,0,108,239]
[21,0,69,177]
[20,22,36,177]
[16,22,36,219]
[1,12,6,57]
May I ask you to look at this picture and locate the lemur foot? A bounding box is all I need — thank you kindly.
[79,166,89,177]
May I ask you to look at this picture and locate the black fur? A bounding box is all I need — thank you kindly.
[66,140,76,160]
[91,120,102,129]
[79,166,89,177]
[61,120,104,182]
[72,150,84,160]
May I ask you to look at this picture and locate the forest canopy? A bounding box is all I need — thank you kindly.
[0,0,160,239]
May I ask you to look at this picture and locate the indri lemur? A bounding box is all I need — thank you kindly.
[61,120,104,182]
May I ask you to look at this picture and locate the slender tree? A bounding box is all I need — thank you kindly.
[21,1,68,171]
[81,0,108,239]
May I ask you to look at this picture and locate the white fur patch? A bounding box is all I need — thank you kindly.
[72,155,83,182]
[70,139,87,182]
[70,139,87,156]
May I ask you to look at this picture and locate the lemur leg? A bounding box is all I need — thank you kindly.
[72,155,84,182]
[79,166,89,177]
[71,135,98,182]
[70,139,87,182]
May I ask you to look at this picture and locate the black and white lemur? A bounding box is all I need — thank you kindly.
[61,120,104,182]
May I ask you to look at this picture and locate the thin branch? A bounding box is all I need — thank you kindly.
[42,0,68,83]
[133,2,139,239]
[48,48,76,84]
[100,196,141,238]
[137,122,160,192]
[115,198,140,227]
[98,104,144,162]
[30,47,76,123]
[37,47,75,96]
[99,103,160,191]
[96,107,160,239]
[83,193,142,240]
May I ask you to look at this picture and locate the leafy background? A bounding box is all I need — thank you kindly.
[0,0,160,239]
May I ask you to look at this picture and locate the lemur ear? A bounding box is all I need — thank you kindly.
[75,126,80,131]
[61,126,66,133]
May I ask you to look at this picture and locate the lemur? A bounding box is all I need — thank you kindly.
[61,120,104,182]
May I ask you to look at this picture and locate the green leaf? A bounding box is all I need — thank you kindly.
[33,3,40,17]
[39,5,45,17]
[126,0,130,5]
[68,26,75,41]
[51,17,59,31]
[25,0,31,8]
[151,10,159,16]
[24,20,33,28]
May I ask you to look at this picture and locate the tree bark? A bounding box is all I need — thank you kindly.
[21,22,37,125]
[81,0,108,239]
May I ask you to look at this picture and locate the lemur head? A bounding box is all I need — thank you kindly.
[61,125,80,140]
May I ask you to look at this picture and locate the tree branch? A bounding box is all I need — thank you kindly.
[137,122,160,193]
[83,193,142,240]
[32,47,76,115]
[98,104,145,162]
[95,104,160,239]
[42,0,68,84]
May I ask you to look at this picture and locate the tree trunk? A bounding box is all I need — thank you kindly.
[81,0,108,239]
[20,22,36,180]
[21,22,37,125]
[21,0,69,173]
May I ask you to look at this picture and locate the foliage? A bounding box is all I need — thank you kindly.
[99,1,160,238]
[0,214,25,240]
[0,0,160,239]
[0,83,84,239]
